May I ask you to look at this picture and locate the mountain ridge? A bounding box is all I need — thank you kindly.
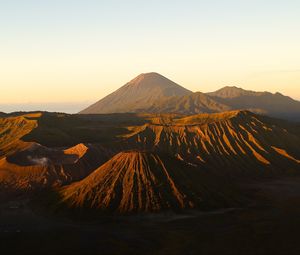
[208,86,300,121]
[80,73,300,121]
[142,91,231,114]
[0,110,299,212]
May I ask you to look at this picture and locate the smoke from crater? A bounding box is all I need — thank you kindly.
[27,156,50,166]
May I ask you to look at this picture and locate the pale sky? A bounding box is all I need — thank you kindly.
[1,0,300,112]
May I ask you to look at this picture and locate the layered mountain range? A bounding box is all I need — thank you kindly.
[80,72,300,121]
[0,72,299,214]
[0,108,299,213]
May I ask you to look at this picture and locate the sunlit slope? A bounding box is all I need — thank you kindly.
[0,114,39,158]
[0,143,110,195]
[58,151,242,214]
[1,110,299,197]
[1,111,299,173]
[0,113,118,195]
[124,111,300,174]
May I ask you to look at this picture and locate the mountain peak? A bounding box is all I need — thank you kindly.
[222,85,244,91]
[80,73,192,114]
[217,85,247,92]
[126,72,180,89]
[137,72,161,78]
[208,86,260,98]
[129,72,160,83]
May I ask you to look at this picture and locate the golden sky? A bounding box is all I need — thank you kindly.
[1,0,300,108]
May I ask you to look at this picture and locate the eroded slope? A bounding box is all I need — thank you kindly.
[58,151,241,214]
[124,111,300,175]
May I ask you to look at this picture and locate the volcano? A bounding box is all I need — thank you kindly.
[80,72,192,114]
[57,151,241,214]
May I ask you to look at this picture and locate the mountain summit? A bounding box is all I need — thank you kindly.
[207,86,264,98]
[80,72,192,114]
[208,86,300,120]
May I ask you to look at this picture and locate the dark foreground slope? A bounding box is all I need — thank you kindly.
[3,177,300,255]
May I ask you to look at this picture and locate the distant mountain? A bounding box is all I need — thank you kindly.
[207,86,263,98]
[80,74,300,121]
[208,86,300,121]
[143,92,231,114]
[80,72,192,114]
